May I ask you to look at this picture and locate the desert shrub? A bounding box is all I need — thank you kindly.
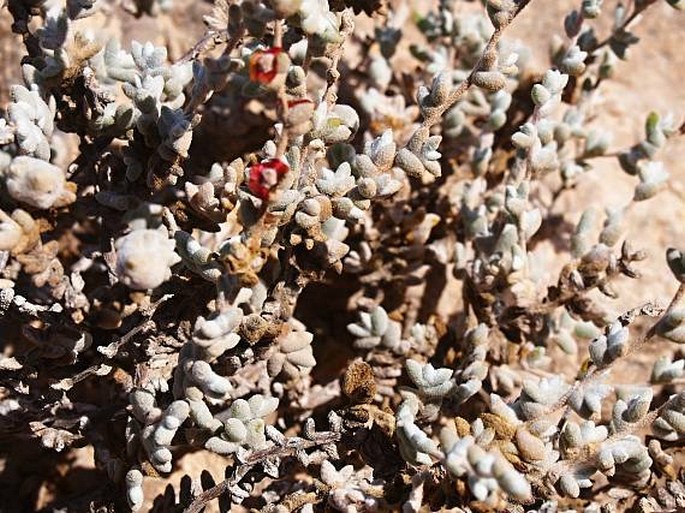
[0,0,684,511]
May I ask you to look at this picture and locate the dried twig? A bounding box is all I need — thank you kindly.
[183,431,341,513]
[97,295,172,358]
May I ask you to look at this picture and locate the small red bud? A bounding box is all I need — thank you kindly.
[248,159,289,200]
[287,98,314,109]
[249,47,284,84]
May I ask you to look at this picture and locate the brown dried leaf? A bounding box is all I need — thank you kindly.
[342,360,377,404]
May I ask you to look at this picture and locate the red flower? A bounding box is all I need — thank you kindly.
[248,159,289,200]
[249,47,284,84]
[287,99,314,109]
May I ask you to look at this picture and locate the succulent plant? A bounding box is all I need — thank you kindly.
[0,0,684,512]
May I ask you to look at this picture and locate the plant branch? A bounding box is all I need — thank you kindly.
[524,300,669,427]
[183,431,341,513]
[415,0,534,132]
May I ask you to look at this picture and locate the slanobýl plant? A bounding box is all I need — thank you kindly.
[0,0,684,512]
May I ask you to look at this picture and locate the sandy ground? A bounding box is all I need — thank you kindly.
[512,1,685,308]
[0,1,683,511]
